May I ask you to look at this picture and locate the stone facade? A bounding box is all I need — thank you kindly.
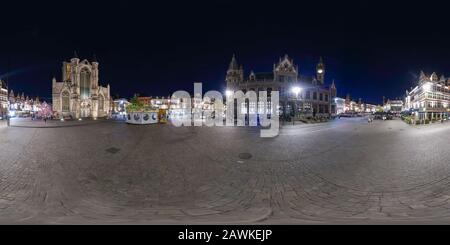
[52,54,111,119]
[225,54,337,118]
[405,71,450,121]
[0,80,8,119]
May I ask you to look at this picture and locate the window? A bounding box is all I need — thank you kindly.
[62,91,70,112]
[325,94,329,102]
[320,93,323,101]
[306,91,311,99]
[99,95,104,111]
[80,68,91,99]
[313,92,317,100]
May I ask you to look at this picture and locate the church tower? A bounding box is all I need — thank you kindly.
[316,57,325,84]
[330,79,337,99]
[225,54,243,90]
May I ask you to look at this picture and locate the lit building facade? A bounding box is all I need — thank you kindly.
[150,97,171,109]
[52,54,111,119]
[384,99,404,114]
[225,55,337,119]
[364,103,378,113]
[404,71,450,121]
[334,97,345,115]
[7,90,51,118]
[0,80,8,119]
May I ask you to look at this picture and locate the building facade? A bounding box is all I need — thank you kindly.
[225,55,337,119]
[7,90,52,118]
[405,71,450,121]
[0,80,8,119]
[52,54,111,119]
[383,99,404,115]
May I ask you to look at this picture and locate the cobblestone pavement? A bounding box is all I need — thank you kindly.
[2,118,450,224]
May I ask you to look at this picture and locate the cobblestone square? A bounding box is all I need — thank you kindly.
[1,118,450,224]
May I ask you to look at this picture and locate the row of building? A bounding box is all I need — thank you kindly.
[224,54,397,120]
[3,53,417,122]
[1,80,53,119]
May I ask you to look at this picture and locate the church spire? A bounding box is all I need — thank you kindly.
[228,54,239,71]
[73,50,78,59]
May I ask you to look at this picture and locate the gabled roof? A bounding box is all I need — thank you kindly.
[274,54,297,73]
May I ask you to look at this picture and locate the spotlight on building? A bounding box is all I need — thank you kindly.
[225,90,233,97]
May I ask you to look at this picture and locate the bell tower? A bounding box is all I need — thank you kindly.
[225,54,243,90]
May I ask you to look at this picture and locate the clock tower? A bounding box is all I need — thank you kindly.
[316,57,325,84]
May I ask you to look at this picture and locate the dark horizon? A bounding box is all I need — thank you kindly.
[1,1,450,104]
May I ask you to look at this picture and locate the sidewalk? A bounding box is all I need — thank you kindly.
[8,118,108,128]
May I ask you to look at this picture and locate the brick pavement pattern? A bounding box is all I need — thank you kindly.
[1,118,450,224]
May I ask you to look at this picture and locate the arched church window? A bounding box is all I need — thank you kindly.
[99,95,104,111]
[62,91,70,112]
[80,68,91,99]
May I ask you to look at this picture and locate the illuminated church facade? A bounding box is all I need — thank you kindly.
[52,53,111,119]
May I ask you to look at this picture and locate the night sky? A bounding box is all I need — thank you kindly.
[1,1,450,104]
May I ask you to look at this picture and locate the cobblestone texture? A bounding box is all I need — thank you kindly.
[1,118,450,224]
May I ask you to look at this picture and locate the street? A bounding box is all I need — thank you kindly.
[1,118,450,224]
